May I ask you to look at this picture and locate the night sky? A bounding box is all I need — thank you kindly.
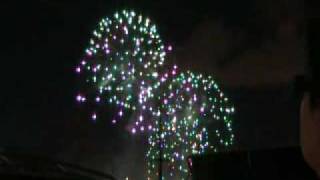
[1,0,306,178]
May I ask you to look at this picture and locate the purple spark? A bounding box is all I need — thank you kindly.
[76,94,82,102]
[131,128,136,134]
[118,110,123,117]
[91,113,97,121]
[164,99,168,105]
[75,67,81,73]
[161,77,166,82]
[139,115,143,122]
[86,50,92,56]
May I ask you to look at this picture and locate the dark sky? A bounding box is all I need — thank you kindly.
[1,0,256,148]
[1,0,306,178]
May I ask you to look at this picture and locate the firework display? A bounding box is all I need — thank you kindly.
[76,9,234,180]
[76,9,169,127]
[146,71,234,179]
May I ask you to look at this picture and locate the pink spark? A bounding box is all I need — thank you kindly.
[118,110,123,117]
[86,51,92,56]
[76,94,82,102]
[161,77,166,82]
[164,99,168,105]
[91,113,97,121]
